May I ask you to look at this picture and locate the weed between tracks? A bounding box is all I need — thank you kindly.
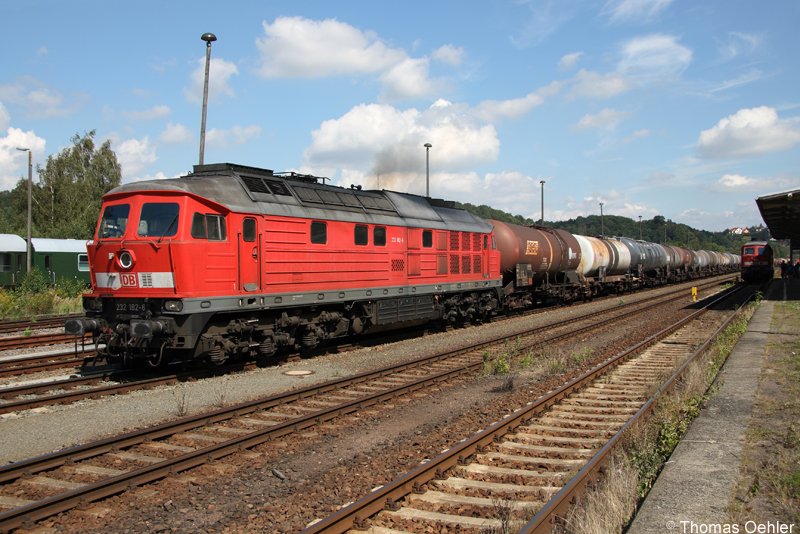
[482,337,595,390]
[560,303,755,534]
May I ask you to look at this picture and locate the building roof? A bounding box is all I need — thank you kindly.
[0,234,27,252]
[756,189,800,245]
[30,238,88,254]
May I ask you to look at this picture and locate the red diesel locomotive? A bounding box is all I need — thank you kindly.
[66,163,503,365]
[740,240,774,283]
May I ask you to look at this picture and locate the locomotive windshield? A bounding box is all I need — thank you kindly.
[98,204,130,238]
[138,203,180,237]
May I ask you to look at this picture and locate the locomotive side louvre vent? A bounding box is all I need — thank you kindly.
[264,180,292,196]
[473,256,482,273]
[450,231,460,251]
[437,254,448,275]
[462,232,471,251]
[450,254,460,274]
[473,234,482,250]
[294,186,323,203]
[357,195,395,211]
[391,259,405,272]
[241,175,270,194]
[461,255,471,274]
[292,184,398,213]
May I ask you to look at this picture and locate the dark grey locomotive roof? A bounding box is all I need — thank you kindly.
[108,163,492,233]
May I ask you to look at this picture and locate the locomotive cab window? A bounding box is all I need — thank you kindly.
[98,204,130,238]
[77,254,89,272]
[374,226,386,246]
[311,221,327,244]
[191,213,227,241]
[354,225,368,246]
[422,230,433,248]
[138,203,179,238]
[744,247,755,255]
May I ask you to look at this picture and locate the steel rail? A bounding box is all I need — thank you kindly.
[520,286,755,533]
[300,284,743,533]
[0,279,736,530]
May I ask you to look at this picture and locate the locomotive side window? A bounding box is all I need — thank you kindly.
[207,215,226,240]
[139,203,179,237]
[354,225,368,246]
[243,218,256,242]
[191,213,227,241]
[374,226,386,246]
[0,254,9,272]
[99,204,130,238]
[77,254,89,272]
[422,230,433,248]
[311,221,327,244]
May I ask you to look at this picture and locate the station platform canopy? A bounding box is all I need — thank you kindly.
[756,189,800,247]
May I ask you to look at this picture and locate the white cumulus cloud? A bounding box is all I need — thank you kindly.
[569,69,631,99]
[116,136,157,182]
[618,34,692,80]
[185,57,239,104]
[0,127,46,190]
[256,17,405,78]
[431,44,464,66]
[159,122,192,144]
[558,51,583,71]
[575,108,631,131]
[303,101,500,195]
[696,106,800,158]
[602,0,673,23]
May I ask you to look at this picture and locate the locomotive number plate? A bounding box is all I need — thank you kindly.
[115,301,148,314]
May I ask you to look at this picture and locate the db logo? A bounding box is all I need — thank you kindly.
[120,273,138,287]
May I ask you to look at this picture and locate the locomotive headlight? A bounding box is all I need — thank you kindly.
[163,300,183,312]
[117,250,135,270]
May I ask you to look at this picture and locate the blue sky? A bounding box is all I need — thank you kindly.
[2,0,799,231]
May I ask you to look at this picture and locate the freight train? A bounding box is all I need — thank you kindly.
[740,240,774,283]
[65,163,739,366]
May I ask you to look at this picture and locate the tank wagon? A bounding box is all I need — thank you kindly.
[66,162,739,366]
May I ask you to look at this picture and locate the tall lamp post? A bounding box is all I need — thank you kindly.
[599,202,605,236]
[15,147,32,272]
[423,143,432,197]
[638,215,642,239]
[539,180,546,225]
[199,32,217,166]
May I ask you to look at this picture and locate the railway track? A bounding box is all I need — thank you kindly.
[0,348,96,378]
[302,284,754,533]
[0,278,736,530]
[0,277,732,417]
[0,331,89,352]
[0,314,81,336]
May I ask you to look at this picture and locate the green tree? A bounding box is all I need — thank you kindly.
[32,131,122,239]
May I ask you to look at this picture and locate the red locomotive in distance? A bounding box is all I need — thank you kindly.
[66,163,503,366]
[740,240,774,283]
